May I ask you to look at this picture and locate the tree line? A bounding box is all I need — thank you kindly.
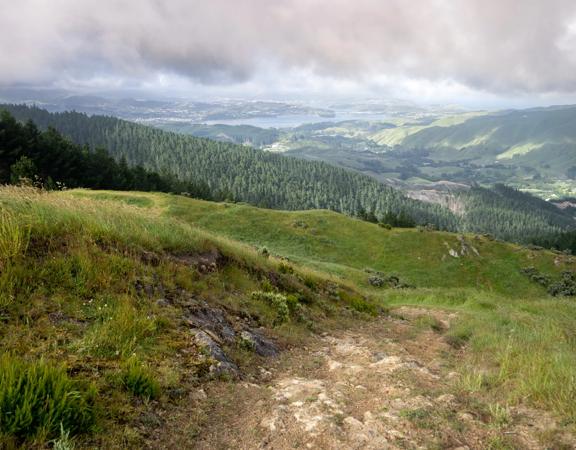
[0,110,211,197]
[2,104,575,252]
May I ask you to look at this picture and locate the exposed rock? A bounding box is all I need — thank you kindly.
[172,248,228,273]
[240,330,279,357]
[155,298,170,307]
[436,393,455,404]
[193,330,240,378]
[185,303,237,343]
[457,412,475,422]
[134,279,155,297]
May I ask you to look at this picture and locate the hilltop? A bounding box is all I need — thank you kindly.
[1,187,576,448]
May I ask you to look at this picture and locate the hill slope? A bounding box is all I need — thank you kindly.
[1,187,576,448]
[74,189,575,297]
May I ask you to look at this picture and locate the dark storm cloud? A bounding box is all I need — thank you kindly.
[2,0,576,94]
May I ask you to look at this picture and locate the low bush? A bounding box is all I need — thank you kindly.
[548,271,576,297]
[252,291,290,326]
[521,267,551,287]
[0,355,96,443]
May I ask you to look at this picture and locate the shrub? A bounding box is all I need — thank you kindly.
[120,357,160,400]
[548,271,576,297]
[0,355,96,442]
[251,291,290,326]
[521,267,551,287]
[368,276,384,287]
[339,291,378,316]
[278,262,294,274]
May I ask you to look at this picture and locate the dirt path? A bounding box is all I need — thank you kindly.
[173,308,573,449]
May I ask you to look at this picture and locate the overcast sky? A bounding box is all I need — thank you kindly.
[2,0,576,107]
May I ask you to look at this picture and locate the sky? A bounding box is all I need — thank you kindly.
[2,0,576,108]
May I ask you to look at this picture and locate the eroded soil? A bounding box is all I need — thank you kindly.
[149,308,575,449]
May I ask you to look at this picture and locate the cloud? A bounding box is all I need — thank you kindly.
[2,0,576,96]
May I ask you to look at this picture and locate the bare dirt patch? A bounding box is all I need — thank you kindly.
[155,308,575,449]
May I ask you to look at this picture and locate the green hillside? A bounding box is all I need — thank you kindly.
[0,104,457,230]
[72,189,573,298]
[2,186,576,447]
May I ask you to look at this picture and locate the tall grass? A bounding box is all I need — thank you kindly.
[78,297,158,359]
[0,354,96,443]
[383,288,576,422]
[0,209,29,263]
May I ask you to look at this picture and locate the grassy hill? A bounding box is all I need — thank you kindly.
[2,187,576,447]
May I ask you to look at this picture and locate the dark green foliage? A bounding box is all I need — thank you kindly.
[9,155,37,184]
[159,122,280,146]
[521,267,576,297]
[548,272,576,297]
[521,267,552,287]
[366,270,412,289]
[0,110,210,197]
[379,211,417,228]
[120,357,160,400]
[1,104,458,230]
[458,185,575,244]
[3,105,576,249]
[0,355,96,442]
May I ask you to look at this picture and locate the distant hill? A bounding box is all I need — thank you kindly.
[0,104,457,230]
[2,104,574,246]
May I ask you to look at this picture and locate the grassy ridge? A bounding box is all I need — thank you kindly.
[114,191,570,297]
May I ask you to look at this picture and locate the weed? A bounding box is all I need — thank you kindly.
[488,403,511,427]
[51,424,76,450]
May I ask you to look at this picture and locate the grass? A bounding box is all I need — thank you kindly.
[384,289,576,422]
[0,186,377,446]
[1,186,576,445]
[154,192,572,297]
[0,209,29,264]
[0,355,96,444]
[67,189,576,423]
[77,297,158,359]
[120,357,160,400]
